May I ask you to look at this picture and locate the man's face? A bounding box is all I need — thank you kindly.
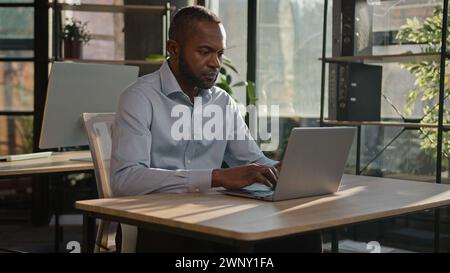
[177,21,226,89]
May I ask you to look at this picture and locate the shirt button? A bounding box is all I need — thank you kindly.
[195,188,200,192]
[187,160,191,164]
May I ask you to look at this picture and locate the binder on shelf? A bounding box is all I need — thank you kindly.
[329,63,382,122]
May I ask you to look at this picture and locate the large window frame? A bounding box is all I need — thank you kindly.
[0,1,48,154]
[0,2,35,157]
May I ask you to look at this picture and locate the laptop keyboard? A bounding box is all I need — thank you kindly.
[235,183,274,197]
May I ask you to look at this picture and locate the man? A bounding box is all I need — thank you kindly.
[111,5,321,252]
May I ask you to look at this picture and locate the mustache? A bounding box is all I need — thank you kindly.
[203,71,219,77]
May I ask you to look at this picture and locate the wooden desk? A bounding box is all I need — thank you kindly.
[0,151,93,177]
[0,150,94,252]
[76,174,450,253]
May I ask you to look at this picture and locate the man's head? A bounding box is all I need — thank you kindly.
[167,6,226,91]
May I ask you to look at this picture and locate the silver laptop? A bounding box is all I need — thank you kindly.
[221,127,356,201]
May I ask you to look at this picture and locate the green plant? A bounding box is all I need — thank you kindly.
[396,5,450,159]
[145,54,167,62]
[61,18,91,43]
[216,56,257,105]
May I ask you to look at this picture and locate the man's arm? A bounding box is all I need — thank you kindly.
[211,96,280,189]
[110,89,211,196]
[224,97,279,167]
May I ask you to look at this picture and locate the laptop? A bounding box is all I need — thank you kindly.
[220,127,356,201]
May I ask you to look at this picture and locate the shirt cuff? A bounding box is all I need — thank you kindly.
[258,157,279,167]
[187,169,213,193]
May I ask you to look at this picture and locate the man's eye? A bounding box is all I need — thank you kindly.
[199,50,209,55]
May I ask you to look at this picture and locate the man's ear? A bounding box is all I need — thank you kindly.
[166,40,180,59]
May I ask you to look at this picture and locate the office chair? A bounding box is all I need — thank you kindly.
[82,113,137,253]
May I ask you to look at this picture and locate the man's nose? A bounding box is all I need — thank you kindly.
[208,54,221,69]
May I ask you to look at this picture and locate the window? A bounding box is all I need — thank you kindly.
[0,1,34,155]
[255,0,333,159]
[208,0,248,105]
[0,0,35,226]
[256,0,332,118]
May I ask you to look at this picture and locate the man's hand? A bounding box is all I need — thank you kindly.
[274,161,282,173]
[212,163,279,190]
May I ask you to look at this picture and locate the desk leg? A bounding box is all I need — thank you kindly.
[356,125,361,175]
[83,214,96,253]
[331,229,339,253]
[52,175,63,253]
[31,176,49,225]
[434,209,440,253]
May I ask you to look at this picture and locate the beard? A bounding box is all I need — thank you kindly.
[178,51,218,90]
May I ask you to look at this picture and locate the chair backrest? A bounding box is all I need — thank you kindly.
[82,112,115,198]
[82,112,116,252]
[82,112,137,253]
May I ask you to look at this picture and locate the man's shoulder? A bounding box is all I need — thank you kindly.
[210,85,234,103]
[121,70,162,99]
[139,69,161,85]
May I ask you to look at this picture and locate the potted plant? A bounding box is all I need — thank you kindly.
[61,18,91,59]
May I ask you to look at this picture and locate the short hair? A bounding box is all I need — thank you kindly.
[169,5,221,42]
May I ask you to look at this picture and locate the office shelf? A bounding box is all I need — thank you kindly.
[54,58,164,66]
[0,110,34,116]
[322,120,450,130]
[48,1,172,65]
[0,57,34,62]
[319,2,450,172]
[322,52,446,64]
[0,3,34,8]
[319,0,450,252]
[50,3,175,13]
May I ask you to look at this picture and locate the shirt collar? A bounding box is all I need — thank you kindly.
[159,60,212,100]
[160,60,183,96]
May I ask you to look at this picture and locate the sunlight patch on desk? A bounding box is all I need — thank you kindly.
[273,186,367,215]
[90,195,264,223]
[408,189,450,207]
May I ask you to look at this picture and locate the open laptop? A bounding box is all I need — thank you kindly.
[220,127,356,201]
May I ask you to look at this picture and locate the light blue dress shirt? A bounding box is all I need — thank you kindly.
[110,61,277,196]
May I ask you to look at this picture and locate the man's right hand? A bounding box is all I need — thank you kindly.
[211,163,279,190]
